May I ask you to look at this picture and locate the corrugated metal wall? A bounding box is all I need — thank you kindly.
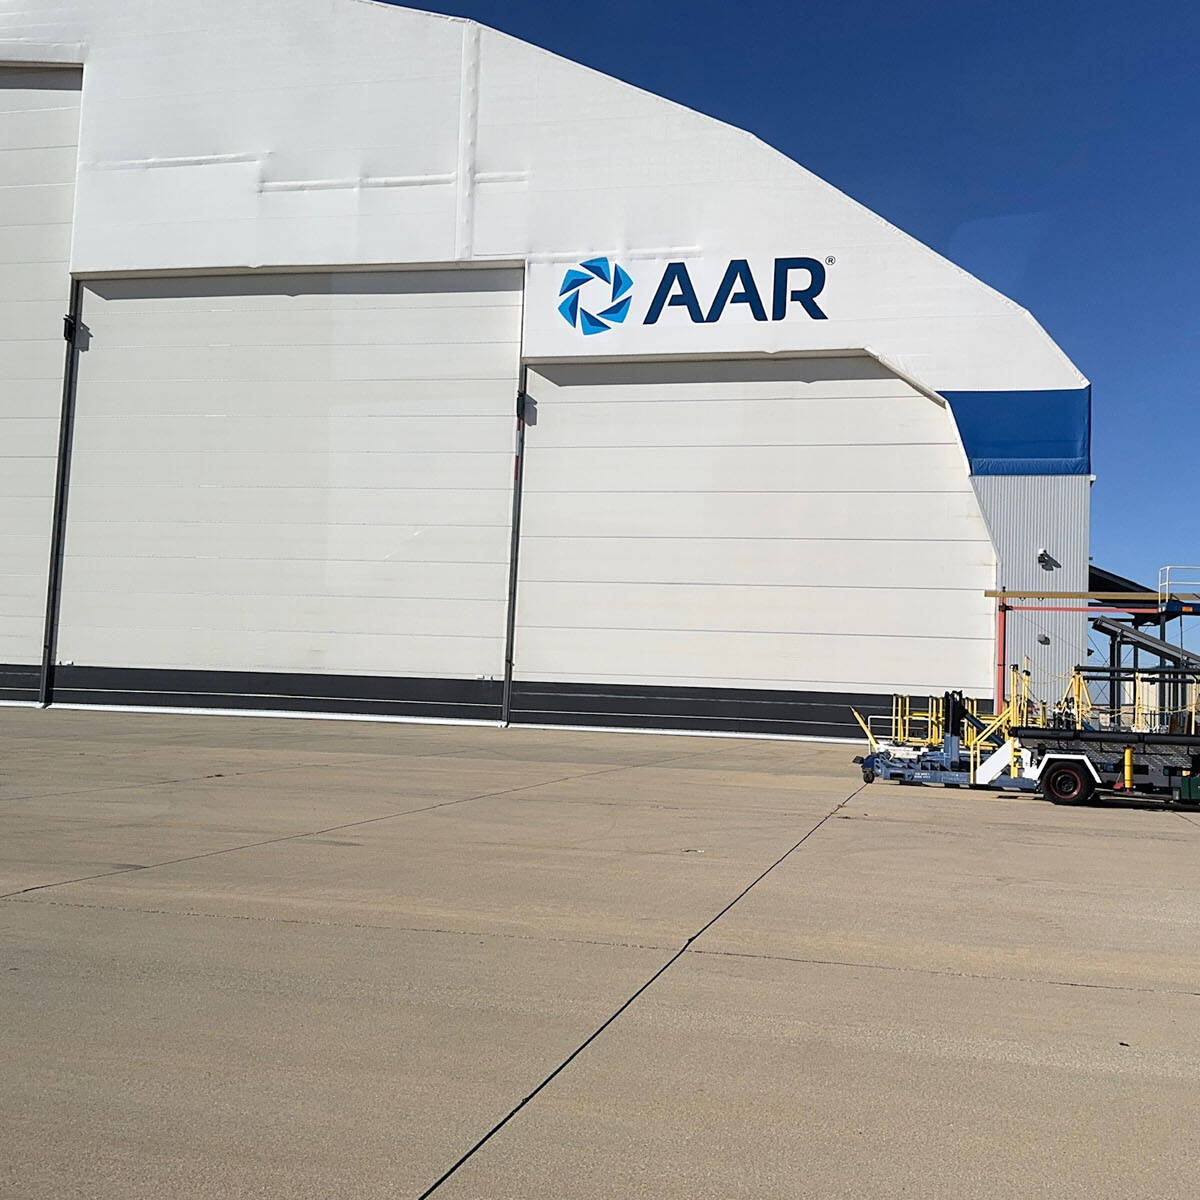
[971,475,1091,700]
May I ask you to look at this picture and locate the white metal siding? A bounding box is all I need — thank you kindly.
[56,268,522,679]
[971,475,1091,698]
[0,66,80,674]
[516,358,997,697]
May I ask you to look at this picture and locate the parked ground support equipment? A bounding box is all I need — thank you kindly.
[852,669,1200,805]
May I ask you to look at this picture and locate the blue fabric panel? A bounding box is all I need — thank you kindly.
[940,387,1091,476]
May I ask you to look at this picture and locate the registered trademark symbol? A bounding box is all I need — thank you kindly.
[825,256,836,266]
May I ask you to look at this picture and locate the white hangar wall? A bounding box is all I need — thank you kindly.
[0,2,1091,730]
[0,66,80,701]
[512,358,995,735]
[0,0,1085,392]
[53,268,523,718]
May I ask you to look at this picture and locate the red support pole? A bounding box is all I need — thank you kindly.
[995,599,1007,710]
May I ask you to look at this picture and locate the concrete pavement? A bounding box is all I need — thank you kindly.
[2,708,1198,1198]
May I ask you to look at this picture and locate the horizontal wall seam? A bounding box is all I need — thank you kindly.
[515,627,991,639]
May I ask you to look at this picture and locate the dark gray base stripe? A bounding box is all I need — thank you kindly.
[51,666,504,723]
[35,666,887,738]
[0,663,40,702]
[508,679,890,739]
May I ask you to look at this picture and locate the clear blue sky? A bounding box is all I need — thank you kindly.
[405,0,1198,590]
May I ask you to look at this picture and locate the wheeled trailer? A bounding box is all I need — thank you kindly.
[1014,728,1200,805]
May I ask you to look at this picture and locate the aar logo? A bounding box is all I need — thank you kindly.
[558,257,633,335]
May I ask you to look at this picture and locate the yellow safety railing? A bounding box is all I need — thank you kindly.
[965,679,1030,782]
[856,667,1198,781]
[866,693,951,748]
[1090,671,1200,735]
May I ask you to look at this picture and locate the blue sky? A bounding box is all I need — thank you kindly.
[406,0,1198,590]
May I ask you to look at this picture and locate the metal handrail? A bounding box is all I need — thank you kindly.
[1159,565,1200,606]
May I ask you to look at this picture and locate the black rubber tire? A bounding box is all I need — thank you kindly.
[1040,762,1094,805]
[861,769,875,784]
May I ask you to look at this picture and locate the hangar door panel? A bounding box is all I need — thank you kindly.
[0,67,81,699]
[512,359,996,737]
[55,269,522,718]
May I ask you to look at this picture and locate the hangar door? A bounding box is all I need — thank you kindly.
[53,269,522,719]
[0,67,81,701]
[510,358,997,738]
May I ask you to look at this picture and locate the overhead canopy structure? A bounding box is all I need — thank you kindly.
[1091,618,1200,668]
[0,1,1091,734]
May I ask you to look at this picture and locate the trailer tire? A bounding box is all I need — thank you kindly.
[861,769,875,784]
[1040,761,1094,806]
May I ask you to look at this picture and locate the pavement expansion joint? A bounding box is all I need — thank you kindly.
[0,760,648,901]
[413,781,866,1200]
[0,759,345,806]
[687,947,1200,999]
[0,895,678,954]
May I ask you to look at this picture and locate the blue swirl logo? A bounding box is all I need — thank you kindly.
[558,257,633,335]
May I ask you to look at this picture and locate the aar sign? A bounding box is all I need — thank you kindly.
[557,255,829,336]
[644,257,828,325]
